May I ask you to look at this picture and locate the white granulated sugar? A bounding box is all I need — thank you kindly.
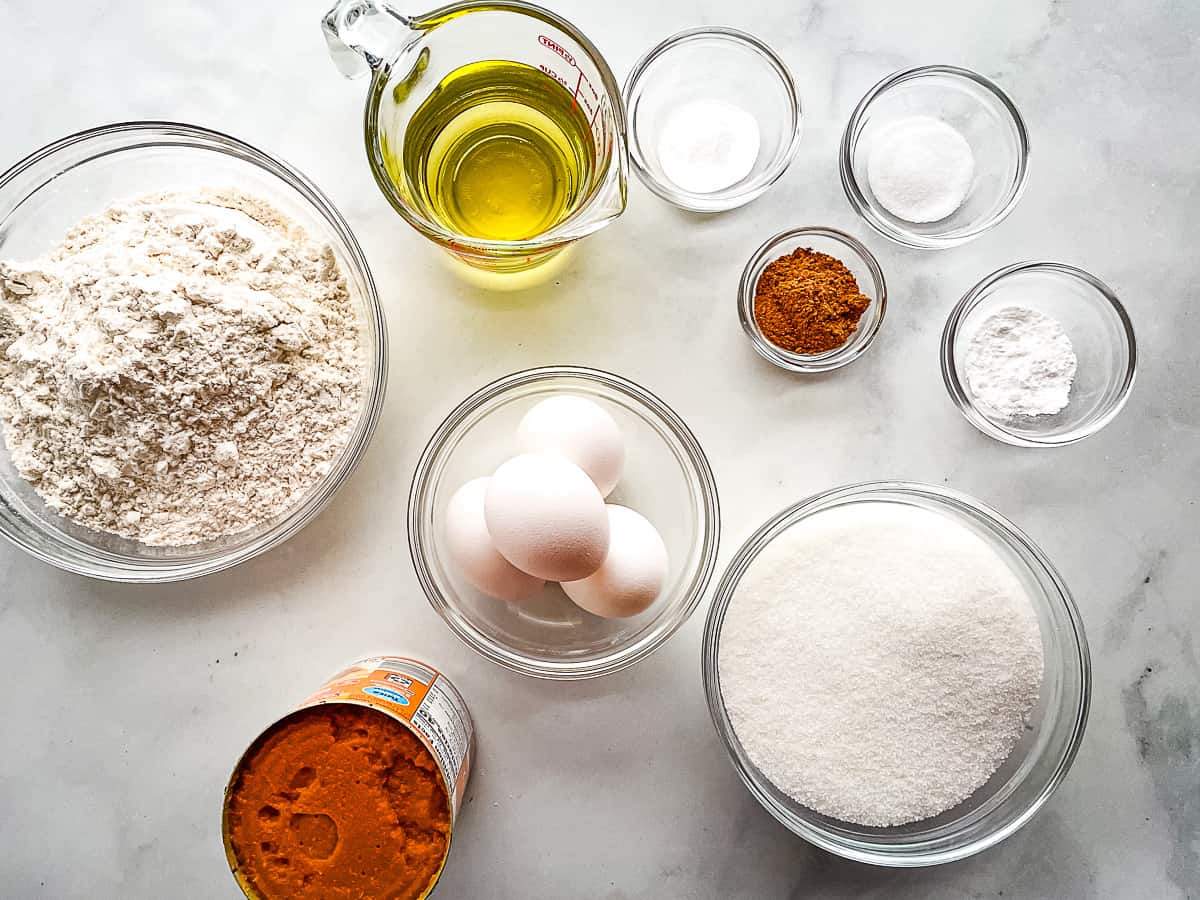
[964,306,1078,419]
[718,501,1043,827]
[0,189,364,546]
[656,99,761,194]
[867,115,975,223]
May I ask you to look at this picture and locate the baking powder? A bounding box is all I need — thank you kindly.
[964,306,1077,419]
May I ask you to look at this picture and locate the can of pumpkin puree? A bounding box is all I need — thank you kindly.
[222,656,474,900]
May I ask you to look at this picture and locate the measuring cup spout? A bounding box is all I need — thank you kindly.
[322,0,416,79]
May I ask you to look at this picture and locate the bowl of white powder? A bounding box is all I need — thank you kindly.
[623,28,802,212]
[0,122,386,581]
[840,66,1029,249]
[702,482,1090,866]
[942,261,1136,446]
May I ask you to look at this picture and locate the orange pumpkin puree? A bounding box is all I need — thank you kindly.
[225,704,452,900]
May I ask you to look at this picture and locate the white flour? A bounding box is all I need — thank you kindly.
[964,306,1077,419]
[0,189,364,546]
[718,501,1043,827]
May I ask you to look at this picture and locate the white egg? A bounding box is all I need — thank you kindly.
[516,395,626,497]
[444,477,545,602]
[562,505,669,618]
[484,453,610,582]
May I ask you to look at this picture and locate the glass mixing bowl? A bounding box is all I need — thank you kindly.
[738,226,887,373]
[942,261,1136,447]
[0,122,387,581]
[409,366,720,679]
[624,27,802,212]
[702,482,1090,866]
[840,66,1029,249]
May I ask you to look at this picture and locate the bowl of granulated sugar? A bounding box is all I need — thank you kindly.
[702,481,1090,866]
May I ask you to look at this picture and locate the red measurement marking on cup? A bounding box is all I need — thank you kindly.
[537,34,604,141]
[579,74,600,120]
[538,64,571,91]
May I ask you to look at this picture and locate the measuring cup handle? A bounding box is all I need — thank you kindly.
[321,0,415,79]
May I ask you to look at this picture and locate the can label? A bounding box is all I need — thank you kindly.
[300,656,474,816]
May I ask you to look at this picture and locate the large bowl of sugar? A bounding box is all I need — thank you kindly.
[702,481,1090,866]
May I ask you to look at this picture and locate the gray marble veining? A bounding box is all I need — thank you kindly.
[0,0,1197,897]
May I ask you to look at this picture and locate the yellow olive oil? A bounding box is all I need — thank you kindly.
[397,60,596,242]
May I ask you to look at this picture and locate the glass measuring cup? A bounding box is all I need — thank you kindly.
[323,0,628,272]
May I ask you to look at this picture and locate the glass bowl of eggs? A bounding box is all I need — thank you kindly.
[408,366,721,679]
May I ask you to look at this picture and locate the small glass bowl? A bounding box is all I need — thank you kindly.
[738,227,886,372]
[840,65,1030,249]
[409,366,720,680]
[942,262,1136,446]
[702,482,1091,867]
[0,122,387,581]
[623,27,802,212]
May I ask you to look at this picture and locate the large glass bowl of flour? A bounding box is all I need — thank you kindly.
[0,123,386,581]
[702,482,1090,866]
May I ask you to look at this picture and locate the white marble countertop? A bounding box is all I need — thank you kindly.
[1,1,1197,897]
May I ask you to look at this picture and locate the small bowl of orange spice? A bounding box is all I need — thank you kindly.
[738,226,887,372]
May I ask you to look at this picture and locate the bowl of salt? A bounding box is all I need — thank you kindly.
[840,65,1029,249]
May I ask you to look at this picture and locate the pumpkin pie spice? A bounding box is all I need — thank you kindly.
[753,247,871,354]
